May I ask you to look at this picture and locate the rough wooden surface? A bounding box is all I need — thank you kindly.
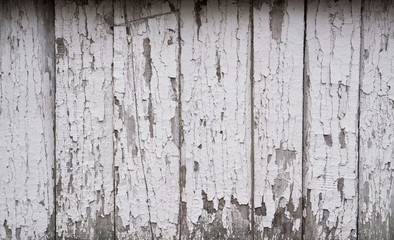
[114,0,180,238]
[180,0,252,238]
[304,0,361,239]
[1,0,394,238]
[359,0,394,239]
[253,0,304,239]
[0,0,55,239]
[55,0,114,238]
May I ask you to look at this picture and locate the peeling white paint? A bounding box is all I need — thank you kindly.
[0,0,55,239]
[304,0,361,239]
[114,1,179,238]
[1,0,394,238]
[55,0,114,238]
[359,1,394,238]
[180,0,252,238]
[253,0,304,238]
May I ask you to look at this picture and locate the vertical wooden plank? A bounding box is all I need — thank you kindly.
[304,0,361,239]
[180,0,252,238]
[359,1,394,238]
[114,1,180,238]
[253,0,304,239]
[0,0,55,239]
[55,0,114,238]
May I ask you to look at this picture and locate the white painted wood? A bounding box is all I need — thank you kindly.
[55,0,114,238]
[2,0,394,238]
[114,1,180,238]
[304,0,361,239]
[0,0,55,239]
[359,1,394,238]
[180,0,252,238]
[253,0,304,238]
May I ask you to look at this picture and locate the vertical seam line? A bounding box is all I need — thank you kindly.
[112,1,116,239]
[250,1,255,239]
[302,0,308,239]
[357,0,365,238]
[177,0,183,238]
[53,0,57,237]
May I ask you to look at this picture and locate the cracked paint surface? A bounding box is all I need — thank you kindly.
[114,0,179,238]
[304,0,361,239]
[55,0,114,238]
[0,0,55,239]
[253,1,304,239]
[1,0,394,238]
[359,1,394,239]
[180,0,252,238]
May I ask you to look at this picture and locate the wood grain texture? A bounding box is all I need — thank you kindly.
[303,0,361,239]
[114,1,180,238]
[55,0,114,238]
[0,0,55,239]
[253,0,304,239]
[359,0,394,239]
[180,0,252,238]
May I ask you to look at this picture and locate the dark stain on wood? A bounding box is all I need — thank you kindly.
[194,0,207,40]
[337,177,344,200]
[324,134,333,147]
[304,189,318,239]
[275,145,296,171]
[193,161,199,172]
[56,38,68,57]
[255,198,267,216]
[216,50,221,83]
[95,213,114,240]
[339,128,346,148]
[269,0,287,43]
[3,220,12,239]
[202,190,216,214]
[143,38,154,138]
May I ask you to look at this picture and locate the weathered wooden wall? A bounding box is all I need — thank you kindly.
[0,0,393,239]
[0,0,55,239]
